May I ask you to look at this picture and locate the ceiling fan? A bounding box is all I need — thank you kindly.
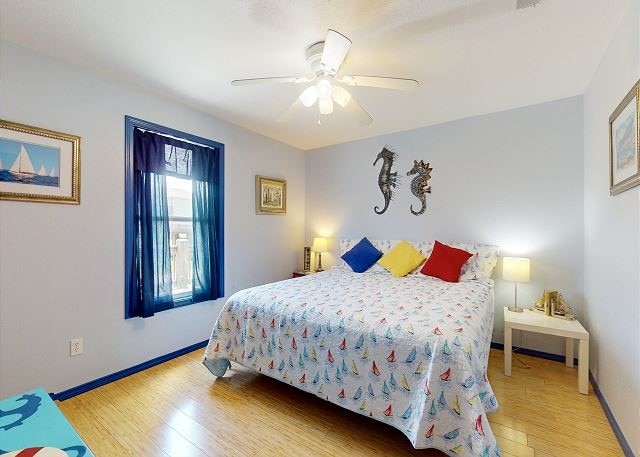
[231,30,419,125]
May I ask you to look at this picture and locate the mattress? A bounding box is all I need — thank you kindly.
[203,267,499,457]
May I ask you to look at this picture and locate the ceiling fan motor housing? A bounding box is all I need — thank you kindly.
[306,41,326,76]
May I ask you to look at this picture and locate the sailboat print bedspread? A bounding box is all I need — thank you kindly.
[203,268,500,457]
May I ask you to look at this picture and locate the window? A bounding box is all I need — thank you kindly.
[124,116,224,318]
[166,175,193,296]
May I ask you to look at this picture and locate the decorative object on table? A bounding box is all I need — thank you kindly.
[311,237,328,272]
[231,29,418,126]
[0,387,93,455]
[532,289,573,319]
[502,257,530,313]
[303,246,311,272]
[255,175,286,214]
[609,80,639,195]
[407,159,433,216]
[0,119,80,204]
[552,292,571,317]
[373,145,399,215]
[543,289,557,316]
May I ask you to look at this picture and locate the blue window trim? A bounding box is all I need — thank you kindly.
[124,115,225,318]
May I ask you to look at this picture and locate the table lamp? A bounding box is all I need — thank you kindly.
[311,237,328,272]
[503,257,530,313]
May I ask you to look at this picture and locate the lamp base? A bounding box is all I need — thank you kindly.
[507,305,524,313]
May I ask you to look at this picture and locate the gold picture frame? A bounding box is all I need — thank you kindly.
[256,175,286,214]
[609,80,640,196]
[0,119,80,204]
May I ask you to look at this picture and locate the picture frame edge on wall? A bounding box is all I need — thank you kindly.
[0,119,81,204]
[609,80,640,196]
[255,174,287,215]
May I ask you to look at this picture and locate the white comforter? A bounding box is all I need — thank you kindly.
[204,267,500,457]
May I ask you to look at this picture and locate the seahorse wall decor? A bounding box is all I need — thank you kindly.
[373,145,399,215]
[407,159,433,216]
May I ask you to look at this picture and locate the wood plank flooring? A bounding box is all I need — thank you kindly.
[57,349,623,457]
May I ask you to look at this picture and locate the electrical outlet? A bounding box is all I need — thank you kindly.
[70,338,83,357]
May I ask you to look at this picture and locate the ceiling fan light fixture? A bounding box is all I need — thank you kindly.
[317,79,332,99]
[331,85,352,107]
[299,85,319,107]
[319,97,334,115]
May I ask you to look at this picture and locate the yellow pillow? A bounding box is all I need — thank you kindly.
[377,240,426,277]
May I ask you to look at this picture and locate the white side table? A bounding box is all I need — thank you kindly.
[503,307,590,395]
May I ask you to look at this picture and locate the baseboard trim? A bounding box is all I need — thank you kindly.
[589,372,635,457]
[491,341,634,457]
[53,340,208,401]
[490,341,579,365]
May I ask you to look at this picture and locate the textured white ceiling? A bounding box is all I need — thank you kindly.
[0,0,630,150]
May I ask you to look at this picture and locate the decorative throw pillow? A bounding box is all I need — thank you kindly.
[421,240,473,282]
[458,244,500,281]
[377,240,426,277]
[341,237,383,273]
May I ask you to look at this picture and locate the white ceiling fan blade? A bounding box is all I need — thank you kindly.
[338,75,419,91]
[342,94,373,126]
[231,76,312,86]
[320,29,352,75]
[319,97,334,115]
[277,99,304,123]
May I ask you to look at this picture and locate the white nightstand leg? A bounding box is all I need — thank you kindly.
[578,338,589,395]
[504,325,512,376]
[565,338,574,368]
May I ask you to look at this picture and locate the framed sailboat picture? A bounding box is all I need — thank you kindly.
[255,175,286,214]
[609,81,640,195]
[0,119,80,204]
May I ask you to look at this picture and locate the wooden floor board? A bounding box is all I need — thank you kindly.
[57,349,623,456]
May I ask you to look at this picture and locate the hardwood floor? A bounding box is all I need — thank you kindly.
[57,349,623,457]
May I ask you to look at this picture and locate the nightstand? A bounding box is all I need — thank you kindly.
[292,271,314,278]
[504,306,590,394]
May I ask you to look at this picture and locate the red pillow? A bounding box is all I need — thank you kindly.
[421,241,473,282]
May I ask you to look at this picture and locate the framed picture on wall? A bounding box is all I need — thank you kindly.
[609,81,640,196]
[0,119,80,204]
[255,175,286,214]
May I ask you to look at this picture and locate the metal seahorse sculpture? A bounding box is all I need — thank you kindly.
[373,146,399,215]
[407,159,433,215]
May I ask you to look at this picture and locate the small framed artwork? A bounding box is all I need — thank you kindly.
[303,246,311,272]
[609,81,640,196]
[0,119,80,204]
[256,175,286,214]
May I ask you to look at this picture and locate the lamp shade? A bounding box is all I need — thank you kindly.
[311,237,328,253]
[502,257,530,282]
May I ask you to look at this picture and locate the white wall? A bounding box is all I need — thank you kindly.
[0,42,305,397]
[583,1,640,454]
[306,96,584,356]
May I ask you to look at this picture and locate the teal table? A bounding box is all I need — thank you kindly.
[0,388,93,456]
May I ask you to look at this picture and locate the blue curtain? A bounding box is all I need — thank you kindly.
[126,128,222,318]
[193,180,221,302]
[135,171,174,317]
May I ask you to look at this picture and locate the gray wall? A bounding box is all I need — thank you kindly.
[583,2,639,454]
[0,42,306,397]
[305,96,585,356]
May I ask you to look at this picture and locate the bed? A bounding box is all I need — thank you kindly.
[203,239,500,457]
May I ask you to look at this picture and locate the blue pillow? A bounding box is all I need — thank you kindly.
[341,237,383,273]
